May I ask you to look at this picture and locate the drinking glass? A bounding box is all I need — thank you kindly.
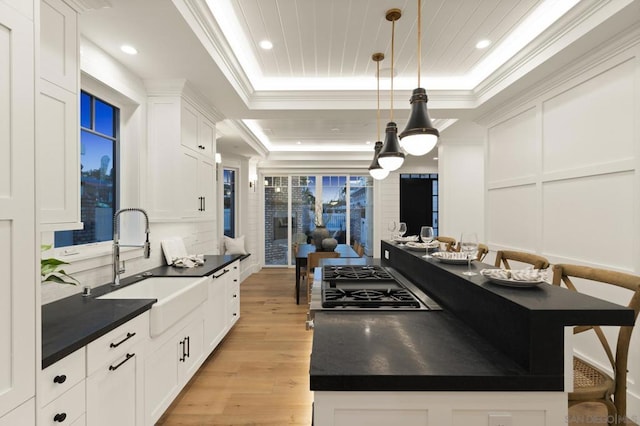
[387,221,397,240]
[420,226,434,258]
[397,222,407,245]
[460,232,478,276]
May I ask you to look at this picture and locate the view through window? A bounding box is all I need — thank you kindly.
[55,91,118,247]
[223,169,236,238]
[264,175,374,266]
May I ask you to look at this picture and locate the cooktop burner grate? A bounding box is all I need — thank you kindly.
[323,265,394,282]
[322,288,421,308]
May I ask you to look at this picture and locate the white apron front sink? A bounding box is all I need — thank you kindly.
[99,276,208,337]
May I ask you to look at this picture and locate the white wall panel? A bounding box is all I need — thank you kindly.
[542,60,635,174]
[487,107,537,184]
[542,172,634,269]
[487,185,537,249]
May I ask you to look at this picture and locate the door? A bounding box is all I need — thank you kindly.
[264,176,290,266]
[400,174,439,237]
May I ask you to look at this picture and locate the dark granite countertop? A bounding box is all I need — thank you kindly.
[310,311,560,391]
[42,254,247,369]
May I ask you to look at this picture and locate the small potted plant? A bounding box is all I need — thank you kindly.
[41,245,79,285]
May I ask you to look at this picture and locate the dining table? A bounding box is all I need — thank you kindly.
[295,243,359,304]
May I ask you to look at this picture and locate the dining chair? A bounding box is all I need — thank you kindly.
[353,241,361,255]
[436,236,457,252]
[494,250,549,270]
[306,251,340,304]
[356,243,365,257]
[552,264,640,423]
[292,243,307,296]
[476,243,489,261]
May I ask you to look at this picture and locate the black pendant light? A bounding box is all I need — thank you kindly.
[368,52,389,180]
[399,0,439,156]
[377,8,405,172]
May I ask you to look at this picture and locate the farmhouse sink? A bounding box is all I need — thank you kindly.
[99,276,208,337]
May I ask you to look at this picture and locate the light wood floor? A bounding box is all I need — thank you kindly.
[157,268,635,426]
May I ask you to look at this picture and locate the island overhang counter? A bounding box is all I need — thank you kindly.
[309,241,634,426]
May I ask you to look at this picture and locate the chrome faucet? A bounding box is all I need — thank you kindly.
[112,208,151,285]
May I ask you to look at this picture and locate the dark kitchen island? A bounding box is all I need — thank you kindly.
[309,241,634,426]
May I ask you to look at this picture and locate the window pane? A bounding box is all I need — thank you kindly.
[94,98,115,137]
[350,177,373,254]
[56,92,118,248]
[223,169,235,238]
[80,91,91,128]
[264,176,289,266]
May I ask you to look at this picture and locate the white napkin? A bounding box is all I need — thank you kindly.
[172,254,205,268]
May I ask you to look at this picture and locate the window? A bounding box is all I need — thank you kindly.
[223,169,236,238]
[55,91,119,247]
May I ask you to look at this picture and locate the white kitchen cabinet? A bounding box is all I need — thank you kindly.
[0,400,35,426]
[226,262,241,328]
[38,0,81,231]
[146,91,218,222]
[145,309,206,425]
[39,380,85,426]
[181,148,216,219]
[181,100,215,158]
[204,267,231,352]
[0,1,37,420]
[313,391,566,426]
[85,312,148,426]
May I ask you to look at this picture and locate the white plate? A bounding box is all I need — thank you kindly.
[405,241,438,251]
[480,269,545,288]
[393,235,419,243]
[431,252,470,265]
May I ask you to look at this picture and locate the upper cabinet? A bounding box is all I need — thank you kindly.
[0,0,36,422]
[146,81,221,222]
[38,0,81,231]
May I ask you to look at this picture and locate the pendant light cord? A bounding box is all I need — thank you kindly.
[417,0,421,88]
[376,60,381,141]
[390,18,395,121]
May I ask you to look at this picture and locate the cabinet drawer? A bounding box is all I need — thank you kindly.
[40,348,85,407]
[86,312,149,376]
[39,380,85,426]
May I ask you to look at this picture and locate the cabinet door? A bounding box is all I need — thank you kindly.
[181,149,201,217]
[86,351,142,426]
[38,79,79,228]
[180,101,199,152]
[0,399,35,426]
[40,0,77,91]
[145,337,180,425]
[199,156,216,218]
[0,3,36,418]
[177,319,205,381]
[205,271,229,352]
[198,115,215,157]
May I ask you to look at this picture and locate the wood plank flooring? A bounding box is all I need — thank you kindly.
[157,267,636,426]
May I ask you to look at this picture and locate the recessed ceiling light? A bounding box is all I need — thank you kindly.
[120,45,138,55]
[296,141,301,145]
[331,128,340,132]
[365,141,371,145]
[259,40,273,50]
[433,157,439,160]
[475,39,491,49]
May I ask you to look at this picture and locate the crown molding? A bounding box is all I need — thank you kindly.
[172,0,255,105]
[473,0,637,107]
[222,120,270,159]
[65,0,111,13]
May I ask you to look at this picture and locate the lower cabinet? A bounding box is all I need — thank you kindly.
[0,399,35,426]
[205,268,229,352]
[145,309,206,425]
[86,351,144,426]
[226,261,241,328]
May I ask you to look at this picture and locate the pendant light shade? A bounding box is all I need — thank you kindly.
[369,141,389,180]
[378,8,405,171]
[399,0,439,156]
[399,88,439,155]
[378,122,404,171]
[368,53,389,180]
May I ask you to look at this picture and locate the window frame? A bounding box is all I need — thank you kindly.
[223,167,237,238]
